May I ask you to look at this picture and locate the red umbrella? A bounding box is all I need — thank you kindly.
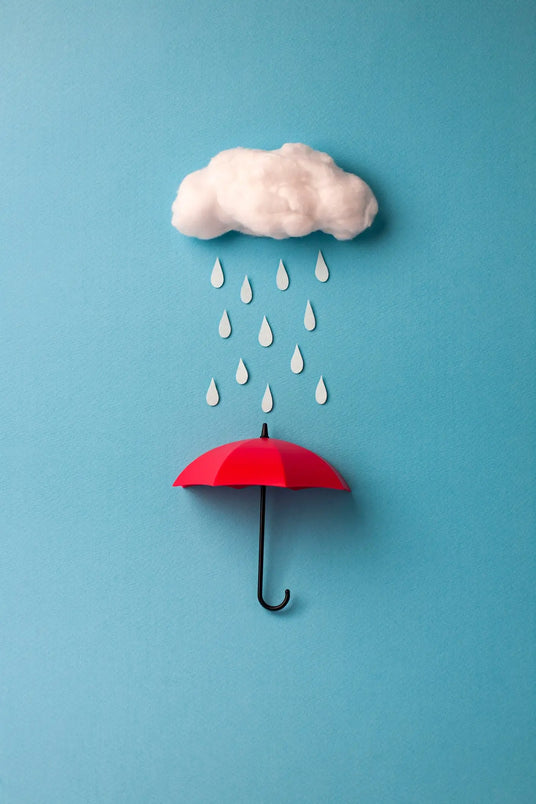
[174,423,350,611]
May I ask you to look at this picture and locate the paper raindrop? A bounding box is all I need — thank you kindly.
[315,376,328,405]
[290,344,304,374]
[304,300,316,331]
[315,251,329,282]
[240,275,253,304]
[261,384,273,413]
[211,258,224,288]
[236,358,249,385]
[206,378,220,406]
[276,260,289,290]
[218,309,231,338]
[258,316,273,347]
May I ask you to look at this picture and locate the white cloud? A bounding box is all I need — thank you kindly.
[171,143,378,240]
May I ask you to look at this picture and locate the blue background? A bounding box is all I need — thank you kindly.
[1,1,535,802]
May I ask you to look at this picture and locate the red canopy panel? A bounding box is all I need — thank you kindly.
[174,436,350,491]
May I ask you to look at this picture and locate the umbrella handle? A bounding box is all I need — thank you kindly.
[258,485,291,611]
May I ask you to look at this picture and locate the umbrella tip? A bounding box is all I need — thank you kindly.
[260,423,269,438]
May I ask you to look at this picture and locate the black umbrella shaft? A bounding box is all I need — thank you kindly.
[258,485,267,604]
[257,485,290,611]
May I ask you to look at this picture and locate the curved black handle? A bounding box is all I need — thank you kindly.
[258,586,290,611]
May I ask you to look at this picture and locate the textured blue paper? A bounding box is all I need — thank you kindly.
[1,1,535,802]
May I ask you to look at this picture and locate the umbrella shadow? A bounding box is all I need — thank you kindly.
[186,486,260,543]
[184,483,371,617]
[259,485,368,616]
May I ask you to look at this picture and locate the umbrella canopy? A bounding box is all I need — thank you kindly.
[173,428,350,491]
[174,424,350,611]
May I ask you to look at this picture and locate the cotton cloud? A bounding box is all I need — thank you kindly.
[171,143,378,241]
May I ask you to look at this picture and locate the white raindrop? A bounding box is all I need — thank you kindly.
[240,275,252,304]
[258,316,273,347]
[206,378,220,406]
[210,258,224,288]
[290,344,304,374]
[276,260,289,290]
[315,376,328,405]
[218,309,231,338]
[236,358,248,385]
[304,300,316,331]
[261,384,273,413]
[315,250,329,282]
